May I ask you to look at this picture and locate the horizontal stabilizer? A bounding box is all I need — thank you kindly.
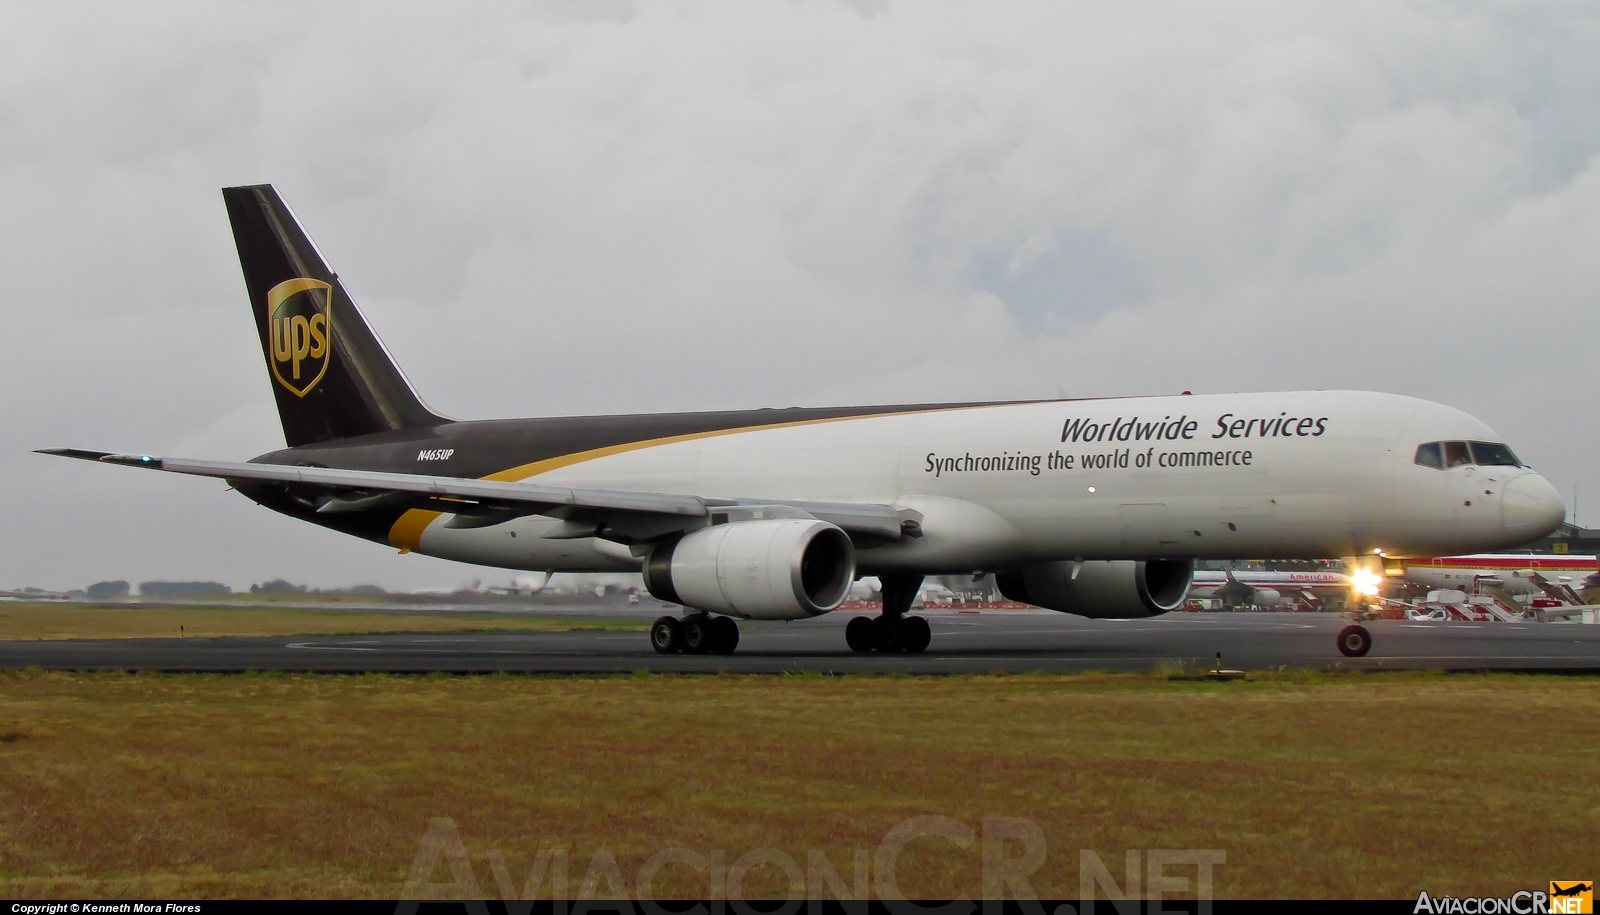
[48,451,708,516]
[37,448,115,462]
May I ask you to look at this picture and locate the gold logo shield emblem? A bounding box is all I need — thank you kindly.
[266,278,332,397]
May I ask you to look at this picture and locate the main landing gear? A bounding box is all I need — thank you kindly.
[846,573,932,654]
[651,614,740,655]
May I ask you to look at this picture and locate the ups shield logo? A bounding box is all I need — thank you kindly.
[266,278,332,397]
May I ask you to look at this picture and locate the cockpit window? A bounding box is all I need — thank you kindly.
[1469,441,1521,467]
[1415,440,1523,470]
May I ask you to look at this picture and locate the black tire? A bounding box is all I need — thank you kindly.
[845,616,875,653]
[902,616,931,653]
[1337,624,1372,658]
[872,615,904,653]
[650,616,681,654]
[681,615,714,655]
[710,615,740,655]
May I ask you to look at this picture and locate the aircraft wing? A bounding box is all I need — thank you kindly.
[37,449,910,542]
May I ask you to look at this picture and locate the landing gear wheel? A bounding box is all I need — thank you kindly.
[845,616,875,653]
[710,616,740,655]
[1337,624,1372,658]
[681,615,714,655]
[650,616,682,654]
[872,615,904,653]
[901,616,931,653]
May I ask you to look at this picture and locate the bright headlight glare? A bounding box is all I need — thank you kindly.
[1351,568,1382,598]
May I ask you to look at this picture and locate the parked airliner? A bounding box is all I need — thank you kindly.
[40,186,1568,658]
[1404,554,1598,600]
[1188,569,1350,609]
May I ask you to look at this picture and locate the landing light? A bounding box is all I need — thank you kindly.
[1351,568,1382,598]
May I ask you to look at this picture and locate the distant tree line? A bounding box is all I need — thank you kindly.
[138,581,232,599]
[247,579,385,595]
[86,580,232,599]
[78,579,388,599]
[85,580,130,600]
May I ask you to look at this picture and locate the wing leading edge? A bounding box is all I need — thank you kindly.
[37,449,911,544]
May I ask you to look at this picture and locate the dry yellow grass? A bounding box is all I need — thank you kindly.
[0,671,1595,900]
[0,602,646,640]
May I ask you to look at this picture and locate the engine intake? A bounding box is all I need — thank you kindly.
[996,559,1193,618]
[643,518,856,620]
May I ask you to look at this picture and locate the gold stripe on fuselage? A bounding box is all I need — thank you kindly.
[384,405,991,552]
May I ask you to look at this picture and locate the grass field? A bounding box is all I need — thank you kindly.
[0,670,1595,899]
[0,602,648,640]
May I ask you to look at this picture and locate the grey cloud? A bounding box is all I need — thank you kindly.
[3,0,1597,589]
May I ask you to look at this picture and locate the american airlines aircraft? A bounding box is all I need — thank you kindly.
[1188,569,1351,609]
[40,186,1569,659]
[1404,554,1598,599]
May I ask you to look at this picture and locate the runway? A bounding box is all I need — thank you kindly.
[2,610,1599,673]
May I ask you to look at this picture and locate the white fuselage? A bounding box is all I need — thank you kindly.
[1404,554,1598,597]
[401,391,1566,575]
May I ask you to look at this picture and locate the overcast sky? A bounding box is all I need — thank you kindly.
[4,1,1598,591]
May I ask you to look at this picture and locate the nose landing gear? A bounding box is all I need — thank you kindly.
[1336,624,1372,658]
[846,573,931,654]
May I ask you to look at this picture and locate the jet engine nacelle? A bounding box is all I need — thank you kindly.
[642,518,856,620]
[996,559,1193,618]
[1251,588,1282,608]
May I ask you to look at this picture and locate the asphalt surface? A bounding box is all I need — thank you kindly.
[2,610,1599,673]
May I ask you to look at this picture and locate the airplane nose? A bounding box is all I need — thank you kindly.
[1502,472,1566,540]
